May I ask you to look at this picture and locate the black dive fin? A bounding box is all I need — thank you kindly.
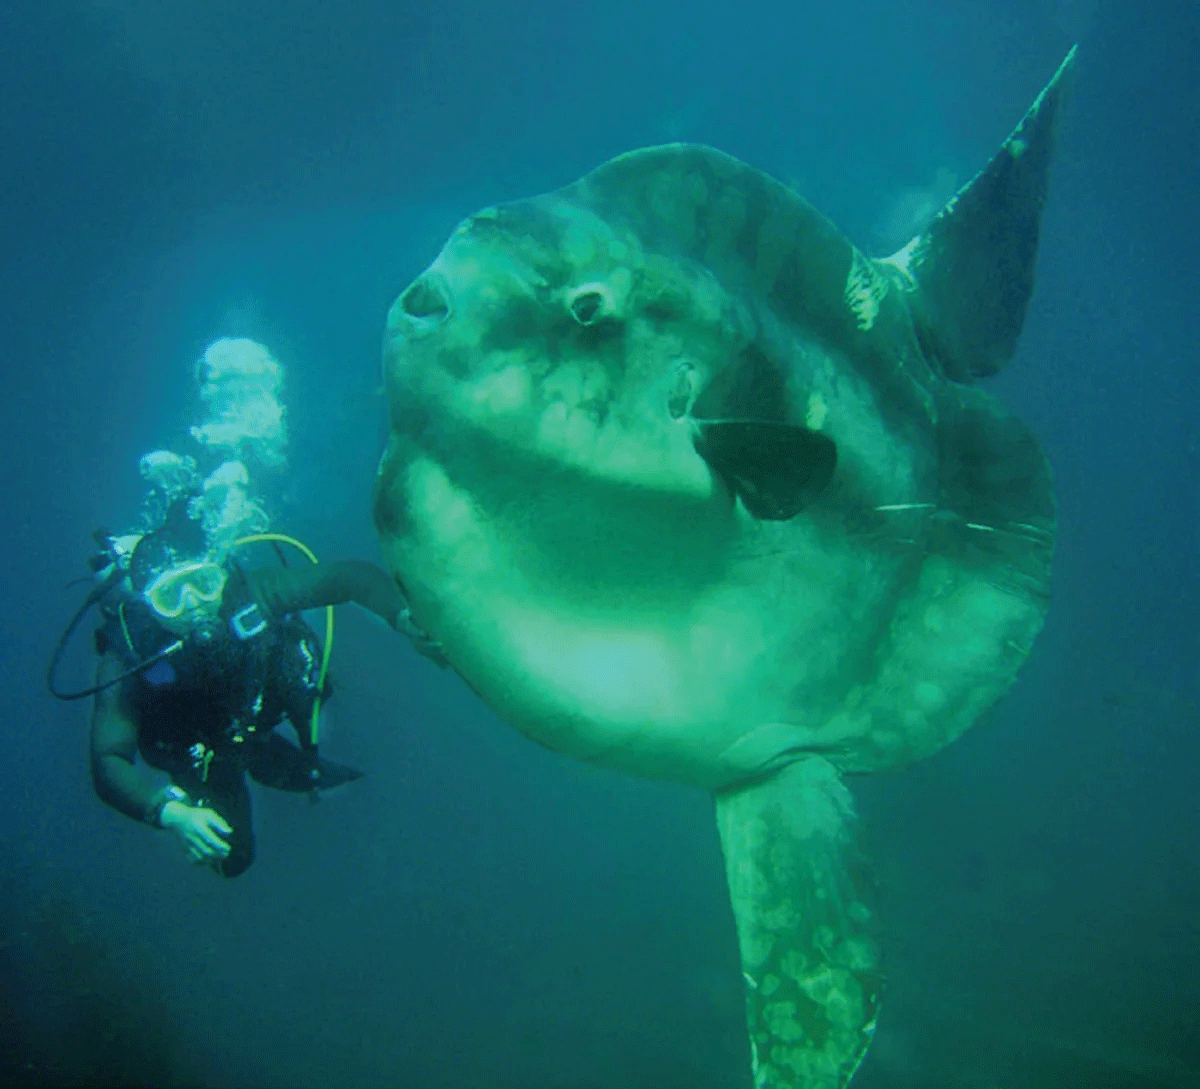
[888,46,1076,381]
[693,419,837,520]
[247,732,364,793]
[313,756,365,791]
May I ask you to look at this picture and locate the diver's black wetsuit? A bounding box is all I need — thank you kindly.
[90,561,405,877]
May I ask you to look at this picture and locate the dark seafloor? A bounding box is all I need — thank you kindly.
[0,1,1196,1087]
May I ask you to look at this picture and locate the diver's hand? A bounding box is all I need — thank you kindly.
[395,606,448,668]
[160,800,232,864]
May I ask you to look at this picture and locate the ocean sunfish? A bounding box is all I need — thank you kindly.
[374,49,1074,1088]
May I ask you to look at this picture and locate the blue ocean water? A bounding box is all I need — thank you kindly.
[2,1,1197,1086]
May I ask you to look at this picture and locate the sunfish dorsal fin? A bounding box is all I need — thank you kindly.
[883,46,1077,381]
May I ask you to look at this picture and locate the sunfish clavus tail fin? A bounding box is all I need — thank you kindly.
[716,755,882,1089]
[885,46,1077,381]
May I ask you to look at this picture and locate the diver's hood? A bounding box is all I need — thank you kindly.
[128,495,210,591]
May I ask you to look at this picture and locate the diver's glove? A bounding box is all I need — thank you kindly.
[395,605,448,669]
[157,790,232,864]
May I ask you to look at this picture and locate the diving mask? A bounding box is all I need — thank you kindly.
[144,560,227,620]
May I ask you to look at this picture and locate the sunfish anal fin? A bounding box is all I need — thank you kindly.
[716,755,882,1088]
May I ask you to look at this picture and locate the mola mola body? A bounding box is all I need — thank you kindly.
[375,48,1074,1088]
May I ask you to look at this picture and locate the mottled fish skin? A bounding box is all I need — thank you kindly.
[374,48,1073,1089]
[374,142,1050,785]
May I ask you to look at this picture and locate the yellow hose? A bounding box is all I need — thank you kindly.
[234,533,333,748]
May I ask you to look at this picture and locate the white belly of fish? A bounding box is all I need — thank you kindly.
[385,453,882,788]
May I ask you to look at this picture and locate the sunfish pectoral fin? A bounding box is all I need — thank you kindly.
[715,755,882,1089]
[693,419,837,520]
[884,46,1076,381]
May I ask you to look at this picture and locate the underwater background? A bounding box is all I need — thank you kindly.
[2,1,1197,1086]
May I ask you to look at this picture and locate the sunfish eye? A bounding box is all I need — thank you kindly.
[566,282,615,326]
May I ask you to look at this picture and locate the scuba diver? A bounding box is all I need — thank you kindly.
[50,495,438,878]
